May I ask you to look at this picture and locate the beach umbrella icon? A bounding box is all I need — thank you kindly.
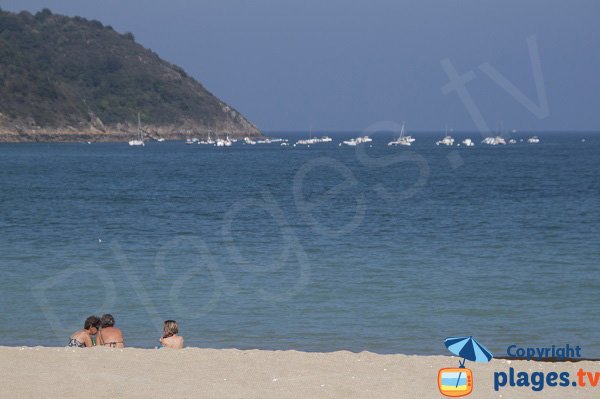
[444,336,493,368]
[439,336,492,396]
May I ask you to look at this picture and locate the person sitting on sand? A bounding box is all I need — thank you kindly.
[96,314,125,348]
[68,315,100,348]
[159,320,184,349]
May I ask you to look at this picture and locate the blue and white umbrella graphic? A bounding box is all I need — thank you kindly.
[444,336,493,367]
[444,336,493,390]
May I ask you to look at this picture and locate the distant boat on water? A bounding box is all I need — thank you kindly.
[343,136,372,146]
[216,136,233,147]
[198,132,216,145]
[436,126,454,146]
[295,126,333,146]
[128,113,145,146]
[296,136,332,145]
[481,136,506,145]
[482,121,509,146]
[462,138,475,147]
[527,136,540,144]
[388,122,414,146]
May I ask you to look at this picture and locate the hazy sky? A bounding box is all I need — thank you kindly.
[2,0,599,132]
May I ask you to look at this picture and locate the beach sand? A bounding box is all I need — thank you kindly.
[0,346,597,398]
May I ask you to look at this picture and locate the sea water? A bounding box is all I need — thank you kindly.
[0,132,598,356]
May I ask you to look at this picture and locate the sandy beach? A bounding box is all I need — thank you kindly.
[1,347,597,398]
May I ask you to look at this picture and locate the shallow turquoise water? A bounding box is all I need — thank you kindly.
[0,132,598,356]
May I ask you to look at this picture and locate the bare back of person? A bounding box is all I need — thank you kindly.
[160,335,184,349]
[69,329,93,348]
[68,315,100,348]
[97,327,124,348]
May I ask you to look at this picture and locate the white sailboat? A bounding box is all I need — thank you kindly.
[436,126,454,146]
[215,135,233,147]
[128,113,145,146]
[482,122,509,145]
[388,122,414,146]
[295,126,332,146]
[198,131,216,145]
[481,136,506,145]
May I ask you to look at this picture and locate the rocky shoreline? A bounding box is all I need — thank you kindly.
[0,121,262,143]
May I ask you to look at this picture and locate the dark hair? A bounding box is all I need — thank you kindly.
[100,314,115,328]
[84,315,100,330]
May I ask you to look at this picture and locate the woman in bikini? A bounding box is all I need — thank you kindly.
[96,314,125,348]
[67,315,100,348]
[159,320,184,349]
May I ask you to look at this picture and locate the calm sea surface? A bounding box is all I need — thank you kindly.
[0,132,598,356]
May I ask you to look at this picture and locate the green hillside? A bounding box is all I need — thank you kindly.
[0,8,259,141]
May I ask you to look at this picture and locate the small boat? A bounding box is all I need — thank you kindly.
[295,136,333,145]
[215,136,233,147]
[481,136,506,145]
[296,127,316,146]
[128,138,144,146]
[342,136,372,146]
[197,132,216,145]
[436,136,454,146]
[244,137,257,145]
[128,113,145,146]
[436,126,454,146]
[527,136,540,144]
[462,138,475,147]
[388,122,414,146]
[482,121,509,146]
[508,139,517,144]
[157,138,165,142]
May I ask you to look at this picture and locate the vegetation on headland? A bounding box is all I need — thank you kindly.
[0,8,260,141]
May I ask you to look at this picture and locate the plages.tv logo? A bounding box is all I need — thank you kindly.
[438,336,493,397]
